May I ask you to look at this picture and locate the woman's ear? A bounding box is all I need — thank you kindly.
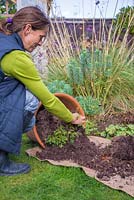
[23,24,32,36]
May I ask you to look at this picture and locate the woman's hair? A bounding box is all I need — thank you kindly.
[0,6,50,35]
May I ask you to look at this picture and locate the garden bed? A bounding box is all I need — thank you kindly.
[26,107,134,197]
[35,108,134,180]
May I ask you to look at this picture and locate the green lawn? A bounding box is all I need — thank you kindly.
[0,135,133,200]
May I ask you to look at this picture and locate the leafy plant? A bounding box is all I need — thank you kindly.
[46,125,78,147]
[66,48,115,97]
[66,58,84,86]
[47,80,73,95]
[84,120,98,135]
[76,95,102,116]
[100,124,134,138]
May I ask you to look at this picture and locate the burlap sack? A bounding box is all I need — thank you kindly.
[26,136,134,197]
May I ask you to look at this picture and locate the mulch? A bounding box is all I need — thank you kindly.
[36,107,134,180]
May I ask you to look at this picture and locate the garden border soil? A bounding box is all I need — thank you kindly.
[26,108,134,197]
[26,136,134,197]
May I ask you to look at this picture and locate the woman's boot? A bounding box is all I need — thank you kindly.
[0,150,31,176]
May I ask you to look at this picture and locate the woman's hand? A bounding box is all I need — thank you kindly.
[71,113,86,125]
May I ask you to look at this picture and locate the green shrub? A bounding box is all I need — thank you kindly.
[76,95,102,116]
[100,124,134,138]
[47,80,73,95]
[84,120,98,135]
[46,125,78,147]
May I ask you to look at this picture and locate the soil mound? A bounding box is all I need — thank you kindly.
[36,108,134,180]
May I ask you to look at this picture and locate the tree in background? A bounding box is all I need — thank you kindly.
[0,0,53,15]
[114,6,134,35]
[0,0,16,14]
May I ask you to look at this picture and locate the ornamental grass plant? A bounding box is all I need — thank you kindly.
[44,5,134,115]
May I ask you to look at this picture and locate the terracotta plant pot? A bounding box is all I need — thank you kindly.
[27,93,85,148]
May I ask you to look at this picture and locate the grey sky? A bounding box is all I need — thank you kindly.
[51,0,134,18]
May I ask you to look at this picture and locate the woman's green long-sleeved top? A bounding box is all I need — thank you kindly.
[1,50,73,122]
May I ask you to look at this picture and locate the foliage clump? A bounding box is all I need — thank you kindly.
[46,125,79,148]
[100,124,134,138]
[76,95,102,116]
[47,80,73,95]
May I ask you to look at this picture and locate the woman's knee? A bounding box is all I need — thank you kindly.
[24,90,39,113]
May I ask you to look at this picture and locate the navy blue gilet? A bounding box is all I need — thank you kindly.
[0,33,26,154]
